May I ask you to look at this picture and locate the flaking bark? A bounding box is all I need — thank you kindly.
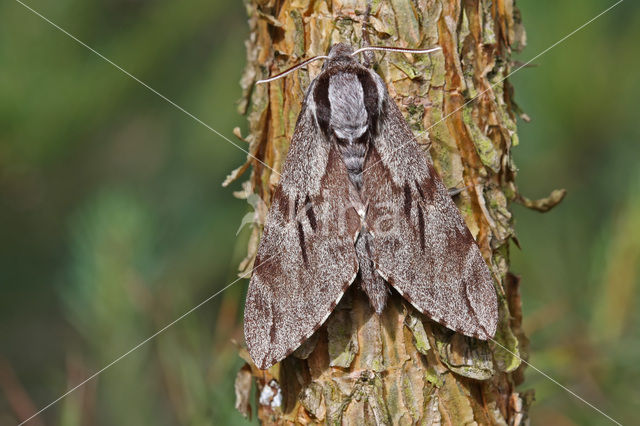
[230,0,536,423]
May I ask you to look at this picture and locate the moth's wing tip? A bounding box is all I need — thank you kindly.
[246,341,278,370]
[477,300,499,341]
[487,286,500,338]
[245,333,282,371]
[487,322,498,340]
[476,324,496,341]
[466,267,500,341]
[256,357,275,371]
[243,284,277,371]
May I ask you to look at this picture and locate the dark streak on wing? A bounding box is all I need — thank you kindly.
[417,204,425,251]
[403,182,412,217]
[269,299,278,343]
[304,194,317,231]
[415,179,425,200]
[297,221,308,266]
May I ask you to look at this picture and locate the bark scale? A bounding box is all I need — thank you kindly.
[230,0,542,424]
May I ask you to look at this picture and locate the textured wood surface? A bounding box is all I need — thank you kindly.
[230,0,534,423]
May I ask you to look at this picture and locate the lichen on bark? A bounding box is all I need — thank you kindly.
[230,0,536,423]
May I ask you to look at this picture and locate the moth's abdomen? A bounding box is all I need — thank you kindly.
[338,139,368,189]
[355,228,388,313]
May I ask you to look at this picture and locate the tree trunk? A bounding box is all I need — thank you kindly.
[231,0,537,424]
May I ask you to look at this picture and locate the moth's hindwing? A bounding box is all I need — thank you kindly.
[243,98,360,370]
[361,75,498,339]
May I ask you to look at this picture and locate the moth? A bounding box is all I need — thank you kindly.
[244,43,498,370]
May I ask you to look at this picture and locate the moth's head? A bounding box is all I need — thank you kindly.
[327,43,356,61]
[321,43,360,72]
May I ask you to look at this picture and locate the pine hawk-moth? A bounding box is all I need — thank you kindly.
[244,43,498,370]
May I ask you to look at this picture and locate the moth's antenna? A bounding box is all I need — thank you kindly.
[256,56,330,84]
[352,46,441,56]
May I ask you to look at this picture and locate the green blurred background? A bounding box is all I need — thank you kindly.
[0,0,637,425]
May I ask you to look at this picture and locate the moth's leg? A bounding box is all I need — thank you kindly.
[448,184,473,198]
[361,0,375,68]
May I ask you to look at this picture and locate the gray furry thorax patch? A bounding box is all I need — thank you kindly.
[328,73,368,141]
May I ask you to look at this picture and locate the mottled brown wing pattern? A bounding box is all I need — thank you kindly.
[361,97,498,339]
[244,105,361,370]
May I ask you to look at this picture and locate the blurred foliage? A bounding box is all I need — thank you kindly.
[511,1,640,425]
[0,0,252,424]
[0,0,638,425]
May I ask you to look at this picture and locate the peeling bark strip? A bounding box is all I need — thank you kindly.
[231,0,534,424]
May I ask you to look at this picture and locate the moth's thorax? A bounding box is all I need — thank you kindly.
[328,73,368,143]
